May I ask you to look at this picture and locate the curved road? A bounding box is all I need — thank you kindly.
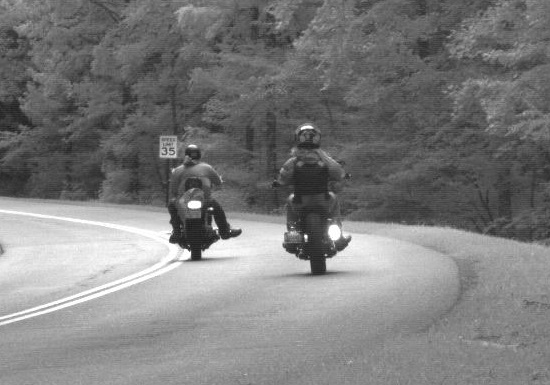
[0,198,459,385]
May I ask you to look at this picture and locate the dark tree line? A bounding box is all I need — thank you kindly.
[2,0,550,241]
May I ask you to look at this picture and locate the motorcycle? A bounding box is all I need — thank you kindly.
[273,183,345,275]
[175,177,219,260]
[273,162,350,274]
[283,204,343,275]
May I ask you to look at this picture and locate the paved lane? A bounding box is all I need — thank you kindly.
[0,198,459,385]
[0,204,167,314]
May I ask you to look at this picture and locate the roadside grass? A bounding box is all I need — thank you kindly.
[4,197,550,383]
[230,212,550,384]
[342,222,550,384]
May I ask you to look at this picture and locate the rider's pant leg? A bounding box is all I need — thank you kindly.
[208,198,230,234]
[286,194,300,230]
[168,200,183,244]
[168,200,181,228]
[327,192,343,225]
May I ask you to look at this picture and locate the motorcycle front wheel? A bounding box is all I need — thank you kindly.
[304,212,326,275]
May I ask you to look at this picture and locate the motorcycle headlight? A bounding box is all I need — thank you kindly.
[327,224,342,241]
[187,200,202,210]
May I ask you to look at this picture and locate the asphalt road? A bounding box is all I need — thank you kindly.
[0,198,459,385]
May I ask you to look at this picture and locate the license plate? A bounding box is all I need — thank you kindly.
[284,231,303,244]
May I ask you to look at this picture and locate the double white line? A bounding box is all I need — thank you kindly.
[0,210,182,326]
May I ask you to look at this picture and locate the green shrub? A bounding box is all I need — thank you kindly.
[484,208,550,242]
[99,170,136,204]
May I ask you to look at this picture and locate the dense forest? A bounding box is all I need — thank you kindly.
[2,0,550,241]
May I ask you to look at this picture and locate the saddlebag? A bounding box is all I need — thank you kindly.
[283,229,303,253]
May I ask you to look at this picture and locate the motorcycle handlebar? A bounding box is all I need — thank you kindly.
[272,174,350,189]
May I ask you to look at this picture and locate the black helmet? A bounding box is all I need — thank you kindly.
[295,123,321,148]
[184,144,201,160]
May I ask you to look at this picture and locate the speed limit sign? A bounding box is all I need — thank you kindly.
[159,135,178,159]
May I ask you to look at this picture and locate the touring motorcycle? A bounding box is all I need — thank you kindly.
[282,202,343,275]
[175,177,219,260]
[273,177,345,275]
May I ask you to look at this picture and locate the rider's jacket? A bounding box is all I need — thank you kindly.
[169,161,222,201]
[276,147,345,190]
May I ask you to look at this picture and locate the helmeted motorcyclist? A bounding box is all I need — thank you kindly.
[274,123,351,251]
[168,144,242,243]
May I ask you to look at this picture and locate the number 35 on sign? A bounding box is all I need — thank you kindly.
[159,135,178,159]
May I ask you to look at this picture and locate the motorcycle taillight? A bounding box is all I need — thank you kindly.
[187,200,202,209]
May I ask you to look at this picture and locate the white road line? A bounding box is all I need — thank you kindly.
[0,209,183,326]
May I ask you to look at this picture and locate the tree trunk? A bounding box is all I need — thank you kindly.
[530,170,536,209]
[170,85,178,136]
[496,167,513,219]
[160,84,180,205]
[245,122,254,153]
[266,110,279,209]
[266,110,277,177]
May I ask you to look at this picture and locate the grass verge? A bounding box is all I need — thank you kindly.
[230,212,550,384]
[340,221,550,385]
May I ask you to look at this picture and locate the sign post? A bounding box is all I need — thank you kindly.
[159,135,178,206]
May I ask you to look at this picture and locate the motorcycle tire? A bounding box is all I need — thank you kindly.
[190,243,202,261]
[186,220,203,261]
[304,212,327,275]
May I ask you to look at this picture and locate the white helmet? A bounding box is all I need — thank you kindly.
[295,123,321,147]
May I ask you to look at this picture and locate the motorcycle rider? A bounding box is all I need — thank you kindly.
[274,123,351,251]
[168,144,242,244]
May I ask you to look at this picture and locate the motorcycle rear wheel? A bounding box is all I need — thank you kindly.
[304,212,326,275]
[186,220,203,261]
[190,243,202,260]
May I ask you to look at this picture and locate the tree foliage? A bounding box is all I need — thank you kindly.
[447,0,550,238]
[2,0,550,241]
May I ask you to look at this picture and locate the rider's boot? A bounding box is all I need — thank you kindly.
[211,202,242,240]
[219,226,242,240]
[334,234,352,251]
[169,225,182,244]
